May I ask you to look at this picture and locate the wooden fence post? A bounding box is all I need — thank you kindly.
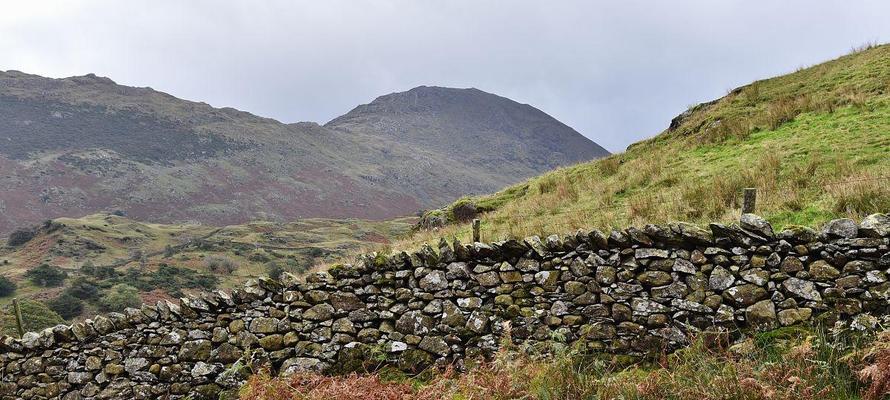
[472,219,481,243]
[742,188,757,215]
[12,298,24,337]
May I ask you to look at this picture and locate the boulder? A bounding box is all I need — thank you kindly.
[740,214,774,239]
[860,213,890,238]
[777,308,812,326]
[418,336,450,356]
[822,218,858,239]
[709,266,736,291]
[745,300,777,329]
[782,278,822,302]
[419,270,449,291]
[396,311,433,336]
[808,260,840,281]
[637,271,673,286]
[723,284,768,307]
[303,304,335,321]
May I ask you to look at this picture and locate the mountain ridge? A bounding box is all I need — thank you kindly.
[0,71,608,233]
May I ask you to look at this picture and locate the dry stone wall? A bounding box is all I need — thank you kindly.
[2,213,889,400]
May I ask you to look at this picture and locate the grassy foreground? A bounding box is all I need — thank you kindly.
[240,325,890,400]
[403,44,890,251]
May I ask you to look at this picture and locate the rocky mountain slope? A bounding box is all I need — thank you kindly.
[0,72,607,234]
[327,86,607,177]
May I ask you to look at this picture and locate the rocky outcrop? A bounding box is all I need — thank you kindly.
[1,214,889,399]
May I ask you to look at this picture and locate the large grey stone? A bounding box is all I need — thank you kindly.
[419,270,449,291]
[740,214,774,239]
[860,213,890,238]
[637,271,673,286]
[418,336,450,356]
[782,277,822,301]
[723,284,768,307]
[303,304,335,321]
[396,311,433,335]
[709,266,736,291]
[745,300,777,329]
[823,218,858,239]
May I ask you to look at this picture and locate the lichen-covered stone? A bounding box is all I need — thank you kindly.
[782,278,822,302]
[249,317,280,334]
[859,213,890,238]
[740,213,774,239]
[638,271,673,286]
[709,266,735,291]
[723,284,768,307]
[808,260,840,281]
[823,218,858,239]
[303,304,335,321]
[745,300,776,329]
[777,308,812,326]
[178,340,211,361]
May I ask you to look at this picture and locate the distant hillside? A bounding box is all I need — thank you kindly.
[0,213,413,319]
[404,44,890,248]
[0,73,607,233]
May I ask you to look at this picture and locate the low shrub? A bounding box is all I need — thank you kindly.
[99,284,141,312]
[112,264,218,297]
[81,261,118,279]
[6,228,35,247]
[64,278,100,300]
[25,264,68,287]
[46,293,84,319]
[205,255,239,273]
[266,262,285,280]
[0,276,16,297]
[249,251,271,263]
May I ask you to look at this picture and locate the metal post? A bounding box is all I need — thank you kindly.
[12,298,24,337]
[472,219,481,243]
[742,188,757,214]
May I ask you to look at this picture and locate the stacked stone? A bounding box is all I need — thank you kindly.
[0,213,888,400]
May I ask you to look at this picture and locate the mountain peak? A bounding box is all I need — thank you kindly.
[64,73,117,85]
[326,86,609,166]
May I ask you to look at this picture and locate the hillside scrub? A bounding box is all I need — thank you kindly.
[404,44,890,251]
[0,299,64,336]
[205,254,239,273]
[64,277,101,300]
[0,276,15,297]
[98,283,141,312]
[46,293,84,319]
[25,264,68,287]
[5,227,35,247]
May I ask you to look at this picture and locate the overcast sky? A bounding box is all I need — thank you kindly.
[2,1,889,152]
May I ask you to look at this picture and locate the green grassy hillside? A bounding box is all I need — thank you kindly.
[406,44,890,249]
